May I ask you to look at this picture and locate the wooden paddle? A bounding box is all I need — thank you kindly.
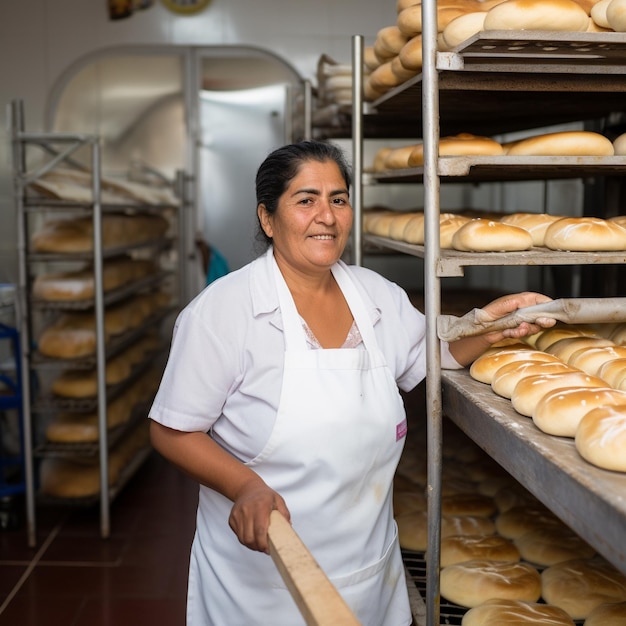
[267,510,362,626]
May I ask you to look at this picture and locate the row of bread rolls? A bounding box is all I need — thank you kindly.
[370,130,623,173]
[364,206,626,252]
[37,290,170,359]
[32,255,157,302]
[363,0,616,101]
[50,333,160,399]
[39,419,151,498]
[393,418,626,621]
[470,329,626,471]
[31,213,169,254]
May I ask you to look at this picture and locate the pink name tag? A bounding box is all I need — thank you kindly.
[396,418,407,441]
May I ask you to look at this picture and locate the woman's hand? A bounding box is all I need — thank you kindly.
[448,291,556,366]
[229,478,290,554]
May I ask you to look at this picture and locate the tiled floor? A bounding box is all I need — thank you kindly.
[0,451,198,626]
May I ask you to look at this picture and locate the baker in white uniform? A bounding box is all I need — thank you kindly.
[149,141,555,625]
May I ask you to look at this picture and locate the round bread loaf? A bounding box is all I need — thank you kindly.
[568,345,626,375]
[591,0,613,25]
[440,214,473,248]
[597,357,626,388]
[408,133,504,166]
[452,218,533,252]
[496,505,568,539]
[390,55,418,83]
[484,0,591,31]
[613,132,626,155]
[441,493,497,517]
[478,474,518,497]
[492,360,574,399]
[371,148,394,172]
[440,559,542,608]
[500,212,563,247]
[541,558,626,620]
[584,600,626,626]
[461,598,576,626]
[470,346,554,384]
[514,527,596,566]
[533,386,626,436]
[544,217,626,251]
[511,371,606,417]
[388,211,422,240]
[374,25,411,58]
[494,485,539,513]
[40,455,123,498]
[442,12,487,48]
[368,61,404,91]
[606,0,626,30]
[576,404,626,471]
[401,212,470,246]
[397,511,495,551]
[384,144,419,169]
[440,534,520,567]
[506,131,614,157]
[545,336,615,362]
[534,326,599,351]
[398,35,423,71]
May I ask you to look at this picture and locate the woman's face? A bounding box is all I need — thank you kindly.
[258,159,353,274]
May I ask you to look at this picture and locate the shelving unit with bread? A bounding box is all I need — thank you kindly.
[348,19,626,626]
[11,100,185,546]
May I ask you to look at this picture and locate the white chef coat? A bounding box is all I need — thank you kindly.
[150,247,461,463]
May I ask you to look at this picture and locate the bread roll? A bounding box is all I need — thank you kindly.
[584,600,626,626]
[576,404,626,471]
[606,0,626,30]
[496,504,569,539]
[452,218,534,252]
[542,558,626,620]
[591,0,613,25]
[544,217,626,251]
[441,493,497,517]
[568,345,626,376]
[397,0,419,12]
[470,346,553,384]
[374,25,411,59]
[506,131,614,157]
[484,0,591,31]
[390,55,418,83]
[401,212,470,245]
[440,559,542,608]
[398,35,423,71]
[363,46,382,72]
[462,598,576,625]
[500,212,563,247]
[397,511,495,551]
[597,357,626,388]
[545,336,615,362]
[368,211,412,237]
[514,527,596,566]
[494,485,539,513]
[440,534,520,567]
[511,371,606,417]
[443,12,487,47]
[408,133,504,166]
[613,132,626,155]
[383,144,419,169]
[368,61,403,91]
[534,325,599,351]
[492,360,574,399]
[533,386,626,437]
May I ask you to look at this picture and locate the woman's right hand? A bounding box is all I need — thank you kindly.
[229,478,290,554]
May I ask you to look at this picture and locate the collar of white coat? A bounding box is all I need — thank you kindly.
[249,247,381,331]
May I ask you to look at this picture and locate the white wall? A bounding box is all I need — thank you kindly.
[0,0,397,282]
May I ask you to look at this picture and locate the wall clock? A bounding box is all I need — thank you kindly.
[161,0,212,14]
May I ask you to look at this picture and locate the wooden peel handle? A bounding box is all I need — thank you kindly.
[267,510,362,626]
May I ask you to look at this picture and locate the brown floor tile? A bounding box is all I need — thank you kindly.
[73,597,186,626]
[0,564,27,597]
[0,596,84,626]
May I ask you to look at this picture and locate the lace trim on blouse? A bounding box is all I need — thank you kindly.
[302,319,363,349]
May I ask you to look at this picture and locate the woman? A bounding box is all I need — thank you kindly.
[149,140,555,625]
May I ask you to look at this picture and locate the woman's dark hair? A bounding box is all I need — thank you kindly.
[255,141,352,247]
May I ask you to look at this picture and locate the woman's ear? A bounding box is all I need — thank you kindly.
[257,204,273,238]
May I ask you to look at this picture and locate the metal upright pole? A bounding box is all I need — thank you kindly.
[351,35,364,268]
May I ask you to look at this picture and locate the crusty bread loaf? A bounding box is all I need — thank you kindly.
[440,559,542,608]
[545,336,615,362]
[576,404,626,471]
[452,218,534,252]
[544,217,626,251]
[613,132,626,155]
[384,144,420,169]
[440,534,520,567]
[499,212,563,247]
[442,12,487,48]
[514,527,596,566]
[583,600,626,626]
[597,357,626,388]
[492,360,574,399]
[506,131,614,157]
[401,212,470,246]
[591,0,613,26]
[496,504,569,539]
[461,598,576,626]
[568,345,626,375]
[368,61,404,91]
[533,386,626,437]
[374,25,411,60]
[484,0,591,31]
[534,325,600,351]
[541,558,626,620]
[388,212,423,240]
[398,35,423,71]
[606,0,626,30]
[408,133,504,166]
[511,371,606,417]
[469,346,553,384]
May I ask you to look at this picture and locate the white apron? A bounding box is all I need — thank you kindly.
[187,257,412,626]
